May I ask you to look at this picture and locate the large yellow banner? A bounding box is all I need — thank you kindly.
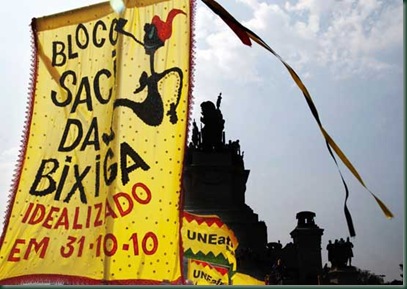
[0,0,192,284]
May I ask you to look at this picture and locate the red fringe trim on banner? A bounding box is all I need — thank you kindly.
[178,0,198,284]
[0,273,183,285]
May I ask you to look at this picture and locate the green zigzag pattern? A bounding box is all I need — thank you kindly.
[184,249,238,278]
[184,248,230,266]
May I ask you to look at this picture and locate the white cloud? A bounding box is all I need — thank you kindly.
[195,6,218,41]
[367,2,403,51]
[199,0,402,80]
[0,147,19,183]
[0,147,19,229]
[316,0,402,77]
[195,5,263,84]
[285,0,334,14]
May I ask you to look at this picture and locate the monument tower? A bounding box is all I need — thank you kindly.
[182,94,268,271]
[290,211,324,284]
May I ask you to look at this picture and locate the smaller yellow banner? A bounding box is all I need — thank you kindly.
[231,272,265,285]
[187,259,229,285]
[181,212,238,269]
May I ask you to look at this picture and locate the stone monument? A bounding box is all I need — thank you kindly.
[324,236,358,284]
[183,94,268,278]
[290,211,324,284]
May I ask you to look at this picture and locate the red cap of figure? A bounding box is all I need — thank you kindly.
[152,9,186,42]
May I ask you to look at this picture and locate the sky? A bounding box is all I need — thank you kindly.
[0,0,404,283]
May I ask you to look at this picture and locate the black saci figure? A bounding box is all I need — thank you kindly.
[114,9,186,126]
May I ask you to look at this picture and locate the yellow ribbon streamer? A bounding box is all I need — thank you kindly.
[202,0,394,234]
